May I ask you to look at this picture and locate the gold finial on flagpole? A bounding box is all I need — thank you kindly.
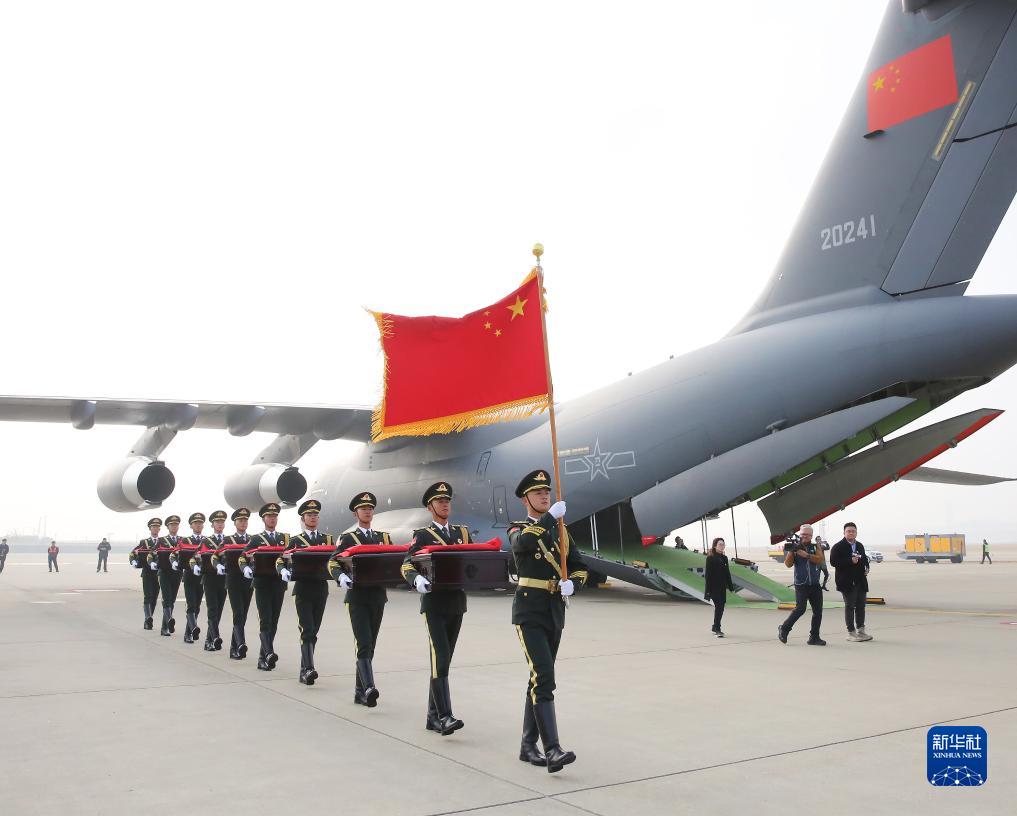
[532,242,544,270]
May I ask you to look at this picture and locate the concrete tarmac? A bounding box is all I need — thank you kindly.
[1,554,1014,815]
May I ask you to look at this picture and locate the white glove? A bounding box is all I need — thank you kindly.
[243,566,254,579]
[414,575,431,594]
[171,560,180,571]
[559,579,575,597]
[130,558,138,568]
[192,565,202,576]
[216,563,226,576]
[549,501,567,520]
[338,573,353,589]
[280,568,291,583]
[149,561,158,571]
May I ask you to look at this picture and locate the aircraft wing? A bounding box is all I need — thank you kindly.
[0,395,373,441]
[900,465,1016,485]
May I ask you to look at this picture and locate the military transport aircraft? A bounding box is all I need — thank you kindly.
[3,0,1017,568]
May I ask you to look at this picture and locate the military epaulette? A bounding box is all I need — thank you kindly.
[523,524,546,536]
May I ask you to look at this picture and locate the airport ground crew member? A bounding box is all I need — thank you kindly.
[225,508,254,660]
[197,510,229,651]
[0,537,8,574]
[47,540,59,572]
[154,515,184,636]
[131,518,162,630]
[240,503,289,671]
[277,499,332,685]
[96,538,111,573]
[180,513,207,644]
[508,469,587,773]
[328,491,391,707]
[401,482,470,736]
[982,539,992,564]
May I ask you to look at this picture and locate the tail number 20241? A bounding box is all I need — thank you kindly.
[821,215,876,250]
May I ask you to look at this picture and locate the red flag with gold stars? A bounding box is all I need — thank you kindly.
[867,35,958,133]
[370,271,549,441]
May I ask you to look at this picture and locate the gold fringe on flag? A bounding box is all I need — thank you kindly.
[371,393,550,442]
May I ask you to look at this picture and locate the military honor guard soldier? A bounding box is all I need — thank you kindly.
[224,508,254,660]
[277,499,332,685]
[239,503,289,671]
[131,518,163,629]
[401,482,471,736]
[180,513,207,644]
[154,515,184,637]
[509,469,588,773]
[195,510,230,651]
[328,492,392,707]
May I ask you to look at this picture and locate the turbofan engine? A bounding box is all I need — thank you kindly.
[223,464,307,510]
[97,457,176,512]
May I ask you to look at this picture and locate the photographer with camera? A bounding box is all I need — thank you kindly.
[777,524,826,646]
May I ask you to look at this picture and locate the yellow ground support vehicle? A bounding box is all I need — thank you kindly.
[899,534,966,563]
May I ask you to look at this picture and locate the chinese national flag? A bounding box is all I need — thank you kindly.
[370,272,550,441]
[867,34,958,133]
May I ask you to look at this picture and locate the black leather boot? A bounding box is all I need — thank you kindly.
[143,604,153,630]
[428,678,463,735]
[519,698,547,766]
[426,688,441,731]
[267,628,279,668]
[160,606,172,636]
[237,625,248,659]
[533,701,576,773]
[212,620,223,650]
[257,633,272,670]
[356,658,379,707]
[203,633,215,652]
[183,613,194,644]
[166,607,175,634]
[299,643,317,685]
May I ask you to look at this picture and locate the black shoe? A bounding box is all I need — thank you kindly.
[203,639,216,652]
[267,652,278,668]
[356,658,380,708]
[238,643,247,659]
[257,657,271,671]
[229,646,243,660]
[192,625,201,640]
[167,617,175,634]
[144,617,154,630]
[807,636,827,646]
[716,630,725,638]
[778,625,788,644]
[213,637,223,650]
[519,698,547,766]
[299,668,318,685]
[532,701,576,773]
[183,628,193,644]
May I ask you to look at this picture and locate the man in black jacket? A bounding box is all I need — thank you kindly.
[829,522,872,642]
[96,538,111,573]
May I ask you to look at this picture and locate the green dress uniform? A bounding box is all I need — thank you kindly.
[508,469,589,773]
[198,511,230,651]
[276,499,331,685]
[153,518,184,637]
[180,531,206,644]
[224,508,254,660]
[400,481,469,735]
[327,491,390,706]
[131,522,162,629]
[239,503,289,671]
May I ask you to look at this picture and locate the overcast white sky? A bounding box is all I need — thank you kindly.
[2,2,1016,548]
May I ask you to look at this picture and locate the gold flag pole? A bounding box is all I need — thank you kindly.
[532,243,568,582]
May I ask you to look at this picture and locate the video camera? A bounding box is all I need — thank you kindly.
[783,533,816,556]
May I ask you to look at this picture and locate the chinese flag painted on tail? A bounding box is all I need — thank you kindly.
[370,271,549,441]
[867,34,958,132]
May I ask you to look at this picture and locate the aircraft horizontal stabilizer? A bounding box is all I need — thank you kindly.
[0,396,373,442]
[629,396,914,535]
[759,408,1004,541]
[900,466,1016,486]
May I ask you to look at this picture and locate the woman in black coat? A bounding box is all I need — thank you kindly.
[704,537,736,637]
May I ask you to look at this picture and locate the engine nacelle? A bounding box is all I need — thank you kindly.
[223,464,307,510]
[97,457,176,512]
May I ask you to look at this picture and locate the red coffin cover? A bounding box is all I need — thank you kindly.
[247,545,285,556]
[340,544,409,555]
[288,545,337,555]
[217,543,247,553]
[415,538,503,556]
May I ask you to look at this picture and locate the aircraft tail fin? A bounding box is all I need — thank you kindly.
[734,0,1017,334]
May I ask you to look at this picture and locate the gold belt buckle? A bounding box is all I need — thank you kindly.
[548,578,559,593]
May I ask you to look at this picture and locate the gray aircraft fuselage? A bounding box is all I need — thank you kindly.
[309,293,1017,540]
